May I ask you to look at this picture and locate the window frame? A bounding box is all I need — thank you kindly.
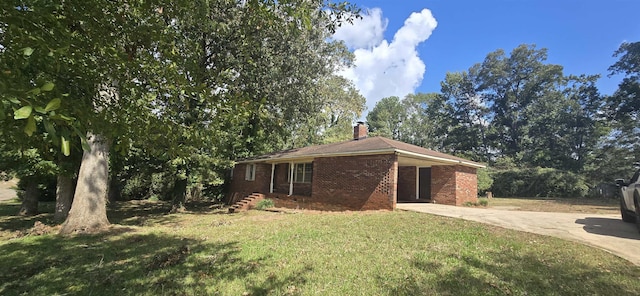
[287,162,313,184]
[245,163,256,181]
[290,162,312,183]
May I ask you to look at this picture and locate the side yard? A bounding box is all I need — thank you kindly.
[0,200,639,295]
[486,197,619,214]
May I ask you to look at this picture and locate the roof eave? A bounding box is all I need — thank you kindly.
[236,148,486,168]
[394,149,486,168]
[235,149,398,164]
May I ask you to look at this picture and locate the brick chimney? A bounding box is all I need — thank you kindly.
[353,122,368,140]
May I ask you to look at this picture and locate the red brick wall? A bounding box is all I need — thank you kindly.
[431,165,478,205]
[397,166,417,201]
[267,193,352,211]
[228,163,271,198]
[310,154,398,210]
[455,166,478,205]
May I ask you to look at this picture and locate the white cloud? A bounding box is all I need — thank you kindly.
[333,8,387,49]
[333,8,438,112]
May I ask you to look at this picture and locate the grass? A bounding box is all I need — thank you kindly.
[488,197,619,214]
[1,200,639,295]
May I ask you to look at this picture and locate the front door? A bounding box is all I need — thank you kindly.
[419,168,431,200]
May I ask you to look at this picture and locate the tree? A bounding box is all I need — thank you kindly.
[588,41,640,183]
[471,44,565,161]
[366,96,405,139]
[400,93,451,150]
[2,0,361,231]
[289,75,366,146]
[439,72,490,161]
[607,41,640,123]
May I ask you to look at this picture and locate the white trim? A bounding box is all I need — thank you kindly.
[269,163,275,193]
[415,166,419,200]
[245,163,256,181]
[395,149,460,165]
[236,148,486,168]
[235,149,396,164]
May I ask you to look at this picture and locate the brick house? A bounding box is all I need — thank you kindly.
[228,123,485,211]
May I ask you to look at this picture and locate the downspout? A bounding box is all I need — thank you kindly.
[416,166,420,200]
[289,162,294,196]
[269,163,275,194]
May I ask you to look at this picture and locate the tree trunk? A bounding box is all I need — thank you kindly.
[60,133,111,234]
[19,179,39,216]
[54,175,74,223]
[170,177,188,213]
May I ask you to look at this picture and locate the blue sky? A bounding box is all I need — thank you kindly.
[332,0,640,112]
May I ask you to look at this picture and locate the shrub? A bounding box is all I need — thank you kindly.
[255,199,275,210]
[16,176,57,202]
[478,198,489,206]
[490,167,589,198]
[477,168,494,196]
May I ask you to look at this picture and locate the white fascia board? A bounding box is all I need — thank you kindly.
[236,149,396,164]
[236,148,486,168]
[394,149,486,168]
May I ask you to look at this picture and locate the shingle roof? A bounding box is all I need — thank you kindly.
[239,136,485,168]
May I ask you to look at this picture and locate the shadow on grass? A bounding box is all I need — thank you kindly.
[0,230,297,295]
[107,200,228,226]
[0,200,227,235]
[0,200,307,295]
[382,251,640,296]
[0,202,55,233]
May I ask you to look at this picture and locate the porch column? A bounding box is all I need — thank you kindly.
[415,166,419,199]
[269,163,275,193]
[289,162,294,195]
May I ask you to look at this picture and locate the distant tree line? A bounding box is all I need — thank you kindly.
[367,43,640,197]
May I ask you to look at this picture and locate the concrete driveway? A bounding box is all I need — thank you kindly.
[397,203,640,266]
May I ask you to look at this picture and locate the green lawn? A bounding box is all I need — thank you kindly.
[1,201,639,295]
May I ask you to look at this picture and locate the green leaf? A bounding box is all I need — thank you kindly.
[45,98,61,112]
[43,118,56,136]
[24,115,36,136]
[34,106,46,114]
[50,114,75,121]
[80,135,91,152]
[61,135,70,156]
[27,88,41,95]
[23,47,34,56]
[41,82,55,92]
[14,105,33,119]
[8,98,20,104]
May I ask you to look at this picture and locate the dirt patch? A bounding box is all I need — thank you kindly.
[487,197,618,215]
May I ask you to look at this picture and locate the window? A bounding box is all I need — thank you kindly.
[245,164,256,181]
[290,163,312,183]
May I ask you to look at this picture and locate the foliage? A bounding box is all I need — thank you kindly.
[1,204,638,295]
[490,167,589,198]
[476,168,493,195]
[255,199,275,210]
[288,75,366,147]
[1,0,363,226]
[366,96,405,139]
[365,43,621,196]
[15,176,56,202]
[607,41,640,123]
